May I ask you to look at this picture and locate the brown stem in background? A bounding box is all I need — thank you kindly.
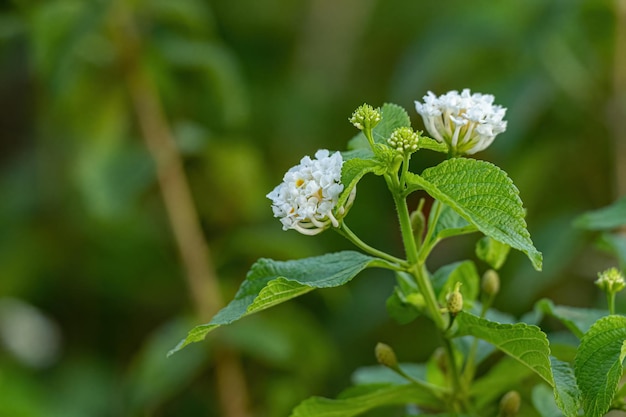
[109,3,251,416]
[614,0,626,198]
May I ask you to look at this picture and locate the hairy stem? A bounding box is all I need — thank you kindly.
[388,174,445,330]
[608,292,616,315]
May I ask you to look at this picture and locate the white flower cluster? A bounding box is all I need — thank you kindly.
[267,150,346,235]
[415,89,507,155]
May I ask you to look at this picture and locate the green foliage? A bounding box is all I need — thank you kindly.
[2,0,620,415]
[337,156,386,208]
[289,383,443,417]
[351,363,427,386]
[469,358,534,410]
[432,261,480,307]
[427,202,477,244]
[386,271,421,324]
[407,158,542,270]
[532,384,563,417]
[169,251,394,355]
[535,299,607,338]
[475,236,510,270]
[573,195,626,231]
[454,311,553,385]
[549,357,580,417]
[574,315,626,417]
[575,197,626,270]
[347,103,411,151]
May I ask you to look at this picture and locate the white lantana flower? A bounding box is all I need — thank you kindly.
[415,89,507,155]
[267,149,348,235]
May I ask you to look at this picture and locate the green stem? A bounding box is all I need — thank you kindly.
[338,223,408,268]
[364,127,375,148]
[387,171,466,411]
[400,154,411,189]
[388,174,445,330]
[608,292,616,315]
[442,337,465,410]
[412,265,446,330]
[418,200,443,264]
[389,364,449,399]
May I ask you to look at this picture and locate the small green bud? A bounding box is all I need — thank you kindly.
[482,269,500,298]
[349,104,381,131]
[595,267,625,294]
[375,342,398,369]
[410,207,425,243]
[387,127,420,153]
[498,390,521,417]
[446,282,463,315]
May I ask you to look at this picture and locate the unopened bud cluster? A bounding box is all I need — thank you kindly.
[349,104,381,131]
[387,127,419,153]
[595,267,625,293]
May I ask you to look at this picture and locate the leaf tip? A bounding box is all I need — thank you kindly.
[532,251,543,271]
[167,323,216,357]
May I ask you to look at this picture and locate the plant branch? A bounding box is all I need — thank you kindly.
[388,174,446,330]
[338,222,409,267]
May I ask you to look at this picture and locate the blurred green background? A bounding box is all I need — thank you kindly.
[1,0,624,416]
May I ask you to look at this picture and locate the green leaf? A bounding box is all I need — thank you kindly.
[454,311,553,385]
[574,315,626,417]
[573,195,626,230]
[432,261,480,307]
[169,251,390,355]
[407,158,542,270]
[372,103,411,144]
[470,357,534,410]
[550,357,580,417]
[598,233,626,269]
[386,272,421,325]
[429,201,477,243]
[337,156,386,208]
[289,383,442,417]
[475,236,510,270]
[417,136,449,154]
[536,299,606,339]
[347,103,411,150]
[531,384,563,417]
[351,364,427,386]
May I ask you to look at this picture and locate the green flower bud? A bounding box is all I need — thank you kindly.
[410,207,425,243]
[446,282,463,315]
[375,342,398,369]
[499,390,521,417]
[595,267,625,294]
[387,127,420,154]
[349,104,381,131]
[482,269,500,298]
